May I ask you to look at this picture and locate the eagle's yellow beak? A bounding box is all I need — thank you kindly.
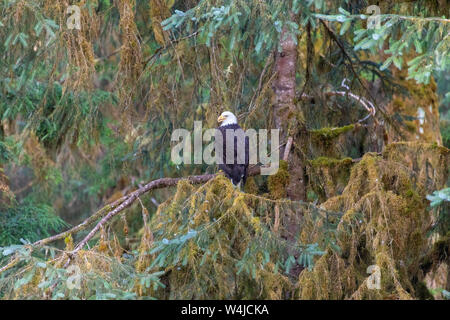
[217,115,226,123]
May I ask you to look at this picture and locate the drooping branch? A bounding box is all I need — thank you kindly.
[72,174,214,253]
[319,20,384,114]
[32,196,127,247]
[298,89,376,123]
[67,166,261,255]
[0,166,263,274]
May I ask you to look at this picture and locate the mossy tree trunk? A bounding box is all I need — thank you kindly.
[272,18,308,283]
[272,21,306,202]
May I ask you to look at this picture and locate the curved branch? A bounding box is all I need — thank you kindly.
[298,90,376,123]
[71,166,261,255]
[32,196,127,247]
[1,167,265,273]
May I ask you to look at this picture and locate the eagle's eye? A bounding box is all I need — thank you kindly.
[217,114,227,123]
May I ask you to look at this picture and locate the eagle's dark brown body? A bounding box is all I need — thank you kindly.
[217,123,249,186]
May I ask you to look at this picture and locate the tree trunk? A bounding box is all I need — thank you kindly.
[272,22,307,284]
[272,26,306,201]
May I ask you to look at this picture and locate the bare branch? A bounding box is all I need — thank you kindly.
[298,90,376,123]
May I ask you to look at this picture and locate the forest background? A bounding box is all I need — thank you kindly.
[0,0,449,300]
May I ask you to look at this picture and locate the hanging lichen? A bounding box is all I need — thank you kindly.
[134,175,339,299]
[149,0,174,47]
[0,166,14,207]
[386,65,442,145]
[307,156,353,201]
[298,142,449,300]
[118,0,143,109]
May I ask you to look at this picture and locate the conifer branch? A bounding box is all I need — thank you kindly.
[46,166,261,264]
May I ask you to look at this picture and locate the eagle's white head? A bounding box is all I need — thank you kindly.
[217,111,238,127]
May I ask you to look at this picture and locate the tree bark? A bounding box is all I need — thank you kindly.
[272,22,307,284]
[272,25,306,201]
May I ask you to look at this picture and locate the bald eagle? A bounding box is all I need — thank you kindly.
[217,111,249,188]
